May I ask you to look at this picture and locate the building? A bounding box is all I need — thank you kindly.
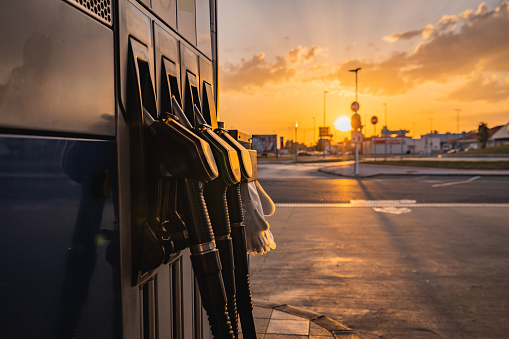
[448,123,509,150]
[490,121,509,146]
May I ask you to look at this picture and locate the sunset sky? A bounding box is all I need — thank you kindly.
[217,0,509,145]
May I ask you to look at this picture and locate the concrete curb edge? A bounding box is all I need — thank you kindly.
[318,168,509,178]
[253,299,354,334]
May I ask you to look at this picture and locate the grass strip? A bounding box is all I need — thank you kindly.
[363,160,509,170]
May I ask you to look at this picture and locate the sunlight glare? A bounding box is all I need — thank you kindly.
[334,116,351,132]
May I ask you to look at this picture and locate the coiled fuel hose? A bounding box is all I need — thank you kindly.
[227,183,257,339]
[204,179,239,338]
[184,178,235,339]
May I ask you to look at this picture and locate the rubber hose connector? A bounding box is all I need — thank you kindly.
[231,226,257,339]
[204,179,231,237]
[191,250,235,339]
[184,178,215,245]
[226,184,243,224]
[216,238,239,338]
[227,183,257,338]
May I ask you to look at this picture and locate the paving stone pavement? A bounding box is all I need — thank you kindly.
[238,301,359,339]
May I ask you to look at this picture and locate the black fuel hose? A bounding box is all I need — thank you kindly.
[226,183,257,339]
[183,178,234,339]
[204,179,239,338]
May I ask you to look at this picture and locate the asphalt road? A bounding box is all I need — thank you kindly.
[250,162,509,339]
[257,163,509,203]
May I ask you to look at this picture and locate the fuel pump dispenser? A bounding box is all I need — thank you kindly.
[171,99,244,337]
[214,127,258,339]
[125,36,234,337]
[143,106,237,338]
[0,0,266,337]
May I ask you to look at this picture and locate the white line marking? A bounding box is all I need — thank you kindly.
[351,199,416,206]
[275,203,509,208]
[432,176,481,187]
[373,207,412,214]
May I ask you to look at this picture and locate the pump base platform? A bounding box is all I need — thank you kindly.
[239,300,359,338]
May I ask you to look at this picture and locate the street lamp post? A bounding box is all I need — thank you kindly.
[295,122,298,161]
[455,108,461,134]
[349,68,362,175]
[384,103,388,161]
[349,68,361,101]
[313,117,316,143]
[323,91,328,127]
[323,91,328,158]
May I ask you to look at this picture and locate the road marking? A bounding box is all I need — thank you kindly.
[351,199,416,206]
[432,176,481,187]
[373,207,412,214]
[275,203,509,208]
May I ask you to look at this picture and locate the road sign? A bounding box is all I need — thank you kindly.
[351,113,361,130]
[351,130,363,143]
[319,126,330,137]
[371,116,378,125]
[351,101,360,112]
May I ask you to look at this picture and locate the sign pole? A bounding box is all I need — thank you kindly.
[384,103,388,162]
[355,143,359,174]
[374,125,376,161]
[371,115,378,161]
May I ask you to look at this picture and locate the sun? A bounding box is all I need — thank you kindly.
[334,116,351,132]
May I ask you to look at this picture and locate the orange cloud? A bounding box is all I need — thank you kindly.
[325,1,509,101]
[383,24,434,42]
[445,74,509,102]
[437,14,458,27]
[220,2,509,103]
[220,52,296,92]
[383,29,423,42]
[220,45,321,92]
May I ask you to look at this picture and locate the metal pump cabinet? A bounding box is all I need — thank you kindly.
[0,0,254,338]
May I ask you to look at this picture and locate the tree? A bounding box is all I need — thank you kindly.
[477,122,489,149]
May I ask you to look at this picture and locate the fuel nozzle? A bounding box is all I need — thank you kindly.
[175,105,246,337]
[144,106,234,338]
[214,123,253,181]
[143,108,218,183]
[210,123,258,338]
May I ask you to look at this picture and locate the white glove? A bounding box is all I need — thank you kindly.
[241,181,276,255]
[255,180,275,216]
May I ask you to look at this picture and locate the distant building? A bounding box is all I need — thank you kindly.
[448,123,509,150]
[410,136,442,154]
[421,132,467,151]
[490,121,509,146]
[353,121,509,155]
[366,136,412,155]
[447,132,479,150]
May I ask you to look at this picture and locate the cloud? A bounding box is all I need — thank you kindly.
[220,45,321,92]
[476,2,490,15]
[286,45,321,63]
[445,74,509,102]
[383,29,423,42]
[438,14,458,27]
[459,9,473,20]
[323,1,509,101]
[383,24,434,43]
[220,52,296,92]
[422,24,434,39]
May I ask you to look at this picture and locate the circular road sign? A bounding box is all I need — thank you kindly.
[371,116,378,125]
[351,101,360,112]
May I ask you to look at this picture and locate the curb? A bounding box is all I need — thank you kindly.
[253,300,355,337]
[318,168,509,178]
[318,168,379,178]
